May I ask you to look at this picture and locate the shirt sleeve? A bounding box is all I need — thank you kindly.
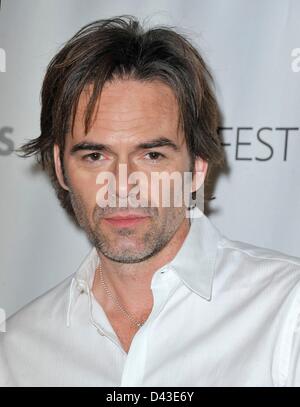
[286,323,300,386]
[272,276,300,387]
[0,334,16,387]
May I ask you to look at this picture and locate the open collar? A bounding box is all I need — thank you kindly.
[66,207,222,326]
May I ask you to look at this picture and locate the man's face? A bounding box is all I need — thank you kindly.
[54,79,206,264]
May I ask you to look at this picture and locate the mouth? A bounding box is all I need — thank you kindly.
[103,214,150,228]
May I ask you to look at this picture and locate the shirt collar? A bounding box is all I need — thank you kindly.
[66,206,222,326]
[169,206,222,300]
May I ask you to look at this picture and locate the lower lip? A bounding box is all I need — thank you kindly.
[104,217,149,227]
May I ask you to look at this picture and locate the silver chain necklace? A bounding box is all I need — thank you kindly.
[97,264,144,329]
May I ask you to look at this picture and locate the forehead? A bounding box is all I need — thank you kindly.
[71,79,182,140]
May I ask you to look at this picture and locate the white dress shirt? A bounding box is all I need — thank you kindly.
[1,206,300,387]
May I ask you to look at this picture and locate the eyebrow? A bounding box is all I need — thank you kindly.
[69,137,180,155]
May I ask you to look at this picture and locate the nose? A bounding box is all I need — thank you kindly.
[114,161,139,200]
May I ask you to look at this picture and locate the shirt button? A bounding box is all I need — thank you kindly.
[76,281,86,294]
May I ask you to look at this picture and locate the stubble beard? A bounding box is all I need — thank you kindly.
[68,188,186,264]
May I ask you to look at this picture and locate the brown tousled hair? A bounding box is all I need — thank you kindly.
[16,15,225,223]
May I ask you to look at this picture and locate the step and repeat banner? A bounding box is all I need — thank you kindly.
[0,0,300,318]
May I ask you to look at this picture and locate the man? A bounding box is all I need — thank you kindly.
[1,15,300,387]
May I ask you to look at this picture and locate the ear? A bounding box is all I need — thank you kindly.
[53,144,69,191]
[191,157,208,194]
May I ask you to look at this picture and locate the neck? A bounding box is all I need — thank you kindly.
[91,216,191,319]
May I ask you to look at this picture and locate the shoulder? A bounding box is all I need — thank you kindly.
[217,236,300,284]
[0,273,74,354]
[0,274,75,386]
[216,237,300,386]
[0,273,75,386]
[220,237,300,267]
[215,235,300,314]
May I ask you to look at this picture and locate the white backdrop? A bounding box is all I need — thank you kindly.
[1,0,300,318]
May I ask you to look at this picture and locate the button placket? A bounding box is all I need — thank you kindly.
[121,268,180,386]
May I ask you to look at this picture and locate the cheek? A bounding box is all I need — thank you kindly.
[148,172,184,208]
[67,166,100,209]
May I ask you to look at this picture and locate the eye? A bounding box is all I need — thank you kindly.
[82,152,104,162]
[145,151,165,161]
